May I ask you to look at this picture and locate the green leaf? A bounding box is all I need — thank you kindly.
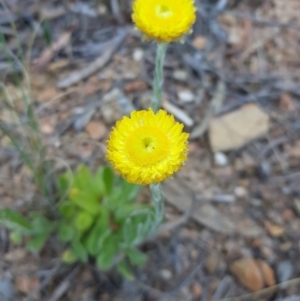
[58,172,72,192]
[121,209,154,246]
[29,214,54,234]
[126,248,147,266]
[103,181,141,212]
[114,204,137,222]
[85,228,111,256]
[93,167,106,196]
[58,224,75,242]
[69,188,100,215]
[120,179,141,202]
[122,217,136,245]
[98,206,110,230]
[73,165,93,190]
[71,239,88,262]
[103,188,122,210]
[75,211,93,231]
[59,202,76,218]
[10,231,22,244]
[103,166,114,195]
[42,20,52,45]
[26,233,48,252]
[84,209,110,255]
[62,249,78,264]
[0,209,31,234]
[84,228,100,255]
[96,250,115,270]
[96,234,119,270]
[71,165,99,199]
[117,261,134,281]
[74,165,102,199]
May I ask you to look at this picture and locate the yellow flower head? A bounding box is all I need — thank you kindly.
[132,0,197,43]
[107,109,189,185]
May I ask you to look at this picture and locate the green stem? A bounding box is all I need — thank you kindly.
[151,43,168,113]
[150,183,164,230]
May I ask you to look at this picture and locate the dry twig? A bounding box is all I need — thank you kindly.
[225,10,300,31]
[214,277,300,301]
[33,32,72,70]
[47,265,80,301]
[190,81,225,139]
[57,29,128,88]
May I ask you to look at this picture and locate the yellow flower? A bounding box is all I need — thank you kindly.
[107,109,189,185]
[132,0,197,43]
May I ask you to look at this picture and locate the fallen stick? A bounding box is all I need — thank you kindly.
[33,32,72,70]
[214,277,300,301]
[190,81,225,139]
[57,29,128,88]
[47,266,80,301]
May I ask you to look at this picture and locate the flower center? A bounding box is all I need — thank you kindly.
[156,4,173,18]
[125,126,170,167]
[142,137,155,151]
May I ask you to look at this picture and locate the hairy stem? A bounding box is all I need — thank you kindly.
[151,43,168,113]
[150,183,164,231]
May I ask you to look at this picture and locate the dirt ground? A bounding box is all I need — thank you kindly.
[1,0,300,300]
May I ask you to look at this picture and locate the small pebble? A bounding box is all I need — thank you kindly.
[53,139,61,148]
[234,186,248,198]
[160,269,172,280]
[178,90,195,103]
[281,186,292,195]
[173,70,188,81]
[277,261,294,284]
[282,209,295,220]
[251,198,262,206]
[180,286,193,301]
[73,107,85,115]
[293,199,300,216]
[133,48,144,61]
[190,249,198,260]
[191,283,202,297]
[192,36,207,50]
[0,279,15,300]
[214,152,228,166]
[279,242,293,252]
[98,4,107,15]
[205,253,219,273]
